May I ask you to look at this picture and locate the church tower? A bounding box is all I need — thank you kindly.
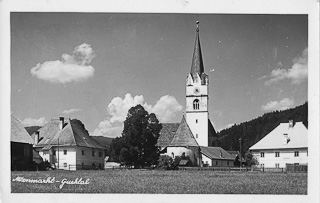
[186,21,209,147]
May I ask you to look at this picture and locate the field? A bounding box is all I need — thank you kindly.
[11,169,307,194]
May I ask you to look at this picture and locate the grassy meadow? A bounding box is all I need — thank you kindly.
[11,169,307,194]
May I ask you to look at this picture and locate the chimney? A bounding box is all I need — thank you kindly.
[289,120,294,128]
[59,117,65,130]
[34,131,39,145]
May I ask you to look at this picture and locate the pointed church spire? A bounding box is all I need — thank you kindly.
[190,21,204,79]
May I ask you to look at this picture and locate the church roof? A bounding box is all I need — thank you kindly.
[168,116,199,147]
[34,118,105,150]
[208,119,217,137]
[157,119,217,147]
[156,123,180,147]
[249,121,307,150]
[201,146,235,160]
[190,21,204,79]
[11,115,34,144]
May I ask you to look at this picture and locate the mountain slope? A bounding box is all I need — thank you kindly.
[216,102,308,156]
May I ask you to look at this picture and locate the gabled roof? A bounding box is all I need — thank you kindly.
[156,123,180,147]
[11,116,34,144]
[34,118,105,150]
[190,22,204,80]
[201,146,234,160]
[226,151,245,161]
[208,119,217,137]
[168,116,199,147]
[249,122,307,150]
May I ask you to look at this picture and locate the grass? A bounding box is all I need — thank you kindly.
[11,169,307,194]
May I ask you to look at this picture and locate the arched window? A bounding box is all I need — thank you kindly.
[193,99,199,110]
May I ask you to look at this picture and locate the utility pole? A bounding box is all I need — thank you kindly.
[239,138,242,170]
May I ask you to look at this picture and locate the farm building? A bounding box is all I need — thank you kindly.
[249,120,308,168]
[32,117,106,170]
[157,22,230,166]
[11,115,35,170]
[227,151,246,166]
[201,147,234,167]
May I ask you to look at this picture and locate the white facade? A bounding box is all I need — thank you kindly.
[186,73,209,147]
[202,154,234,167]
[249,121,308,168]
[251,148,308,168]
[39,146,105,170]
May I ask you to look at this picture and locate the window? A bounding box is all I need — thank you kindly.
[64,163,67,167]
[196,119,198,123]
[275,152,280,157]
[275,163,279,168]
[64,150,67,155]
[82,150,85,155]
[53,150,56,155]
[227,161,229,166]
[193,99,199,110]
[99,163,102,169]
[196,134,198,138]
[260,152,264,157]
[92,150,95,157]
[216,161,218,165]
[99,152,102,157]
[294,151,299,157]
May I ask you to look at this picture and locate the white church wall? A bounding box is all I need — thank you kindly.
[166,147,200,165]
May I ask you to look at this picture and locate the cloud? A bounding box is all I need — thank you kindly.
[264,48,308,85]
[62,108,81,115]
[261,98,294,111]
[31,43,96,84]
[92,93,183,137]
[21,117,47,127]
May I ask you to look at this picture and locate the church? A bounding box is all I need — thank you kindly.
[156,22,234,167]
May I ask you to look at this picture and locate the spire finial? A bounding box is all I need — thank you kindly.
[196,21,199,32]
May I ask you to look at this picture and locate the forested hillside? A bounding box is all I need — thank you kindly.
[216,102,308,156]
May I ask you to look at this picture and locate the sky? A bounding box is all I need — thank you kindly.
[11,13,308,138]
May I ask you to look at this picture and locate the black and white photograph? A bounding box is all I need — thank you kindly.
[0,0,319,202]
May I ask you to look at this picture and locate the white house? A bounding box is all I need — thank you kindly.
[249,120,308,168]
[32,117,106,170]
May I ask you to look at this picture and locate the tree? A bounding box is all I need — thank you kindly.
[110,105,162,168]
[245,151,259,167]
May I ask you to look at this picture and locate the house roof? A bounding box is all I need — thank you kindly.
[156,123,180,147]
[201,146,234,160]
[249,121,307,150]
[168,116,199,147]
[34,118,105,150]
[226,151,245,161]
[11,116,34,144]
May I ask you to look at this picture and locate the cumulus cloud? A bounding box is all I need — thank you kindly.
[261,98,294,111]
[21,117,47,127]
[264,48,308,85]
[92,93,183,137]
[62,108,81,115]
[31,43,96,84]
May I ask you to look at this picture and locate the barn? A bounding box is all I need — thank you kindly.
[11,115,34,170]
